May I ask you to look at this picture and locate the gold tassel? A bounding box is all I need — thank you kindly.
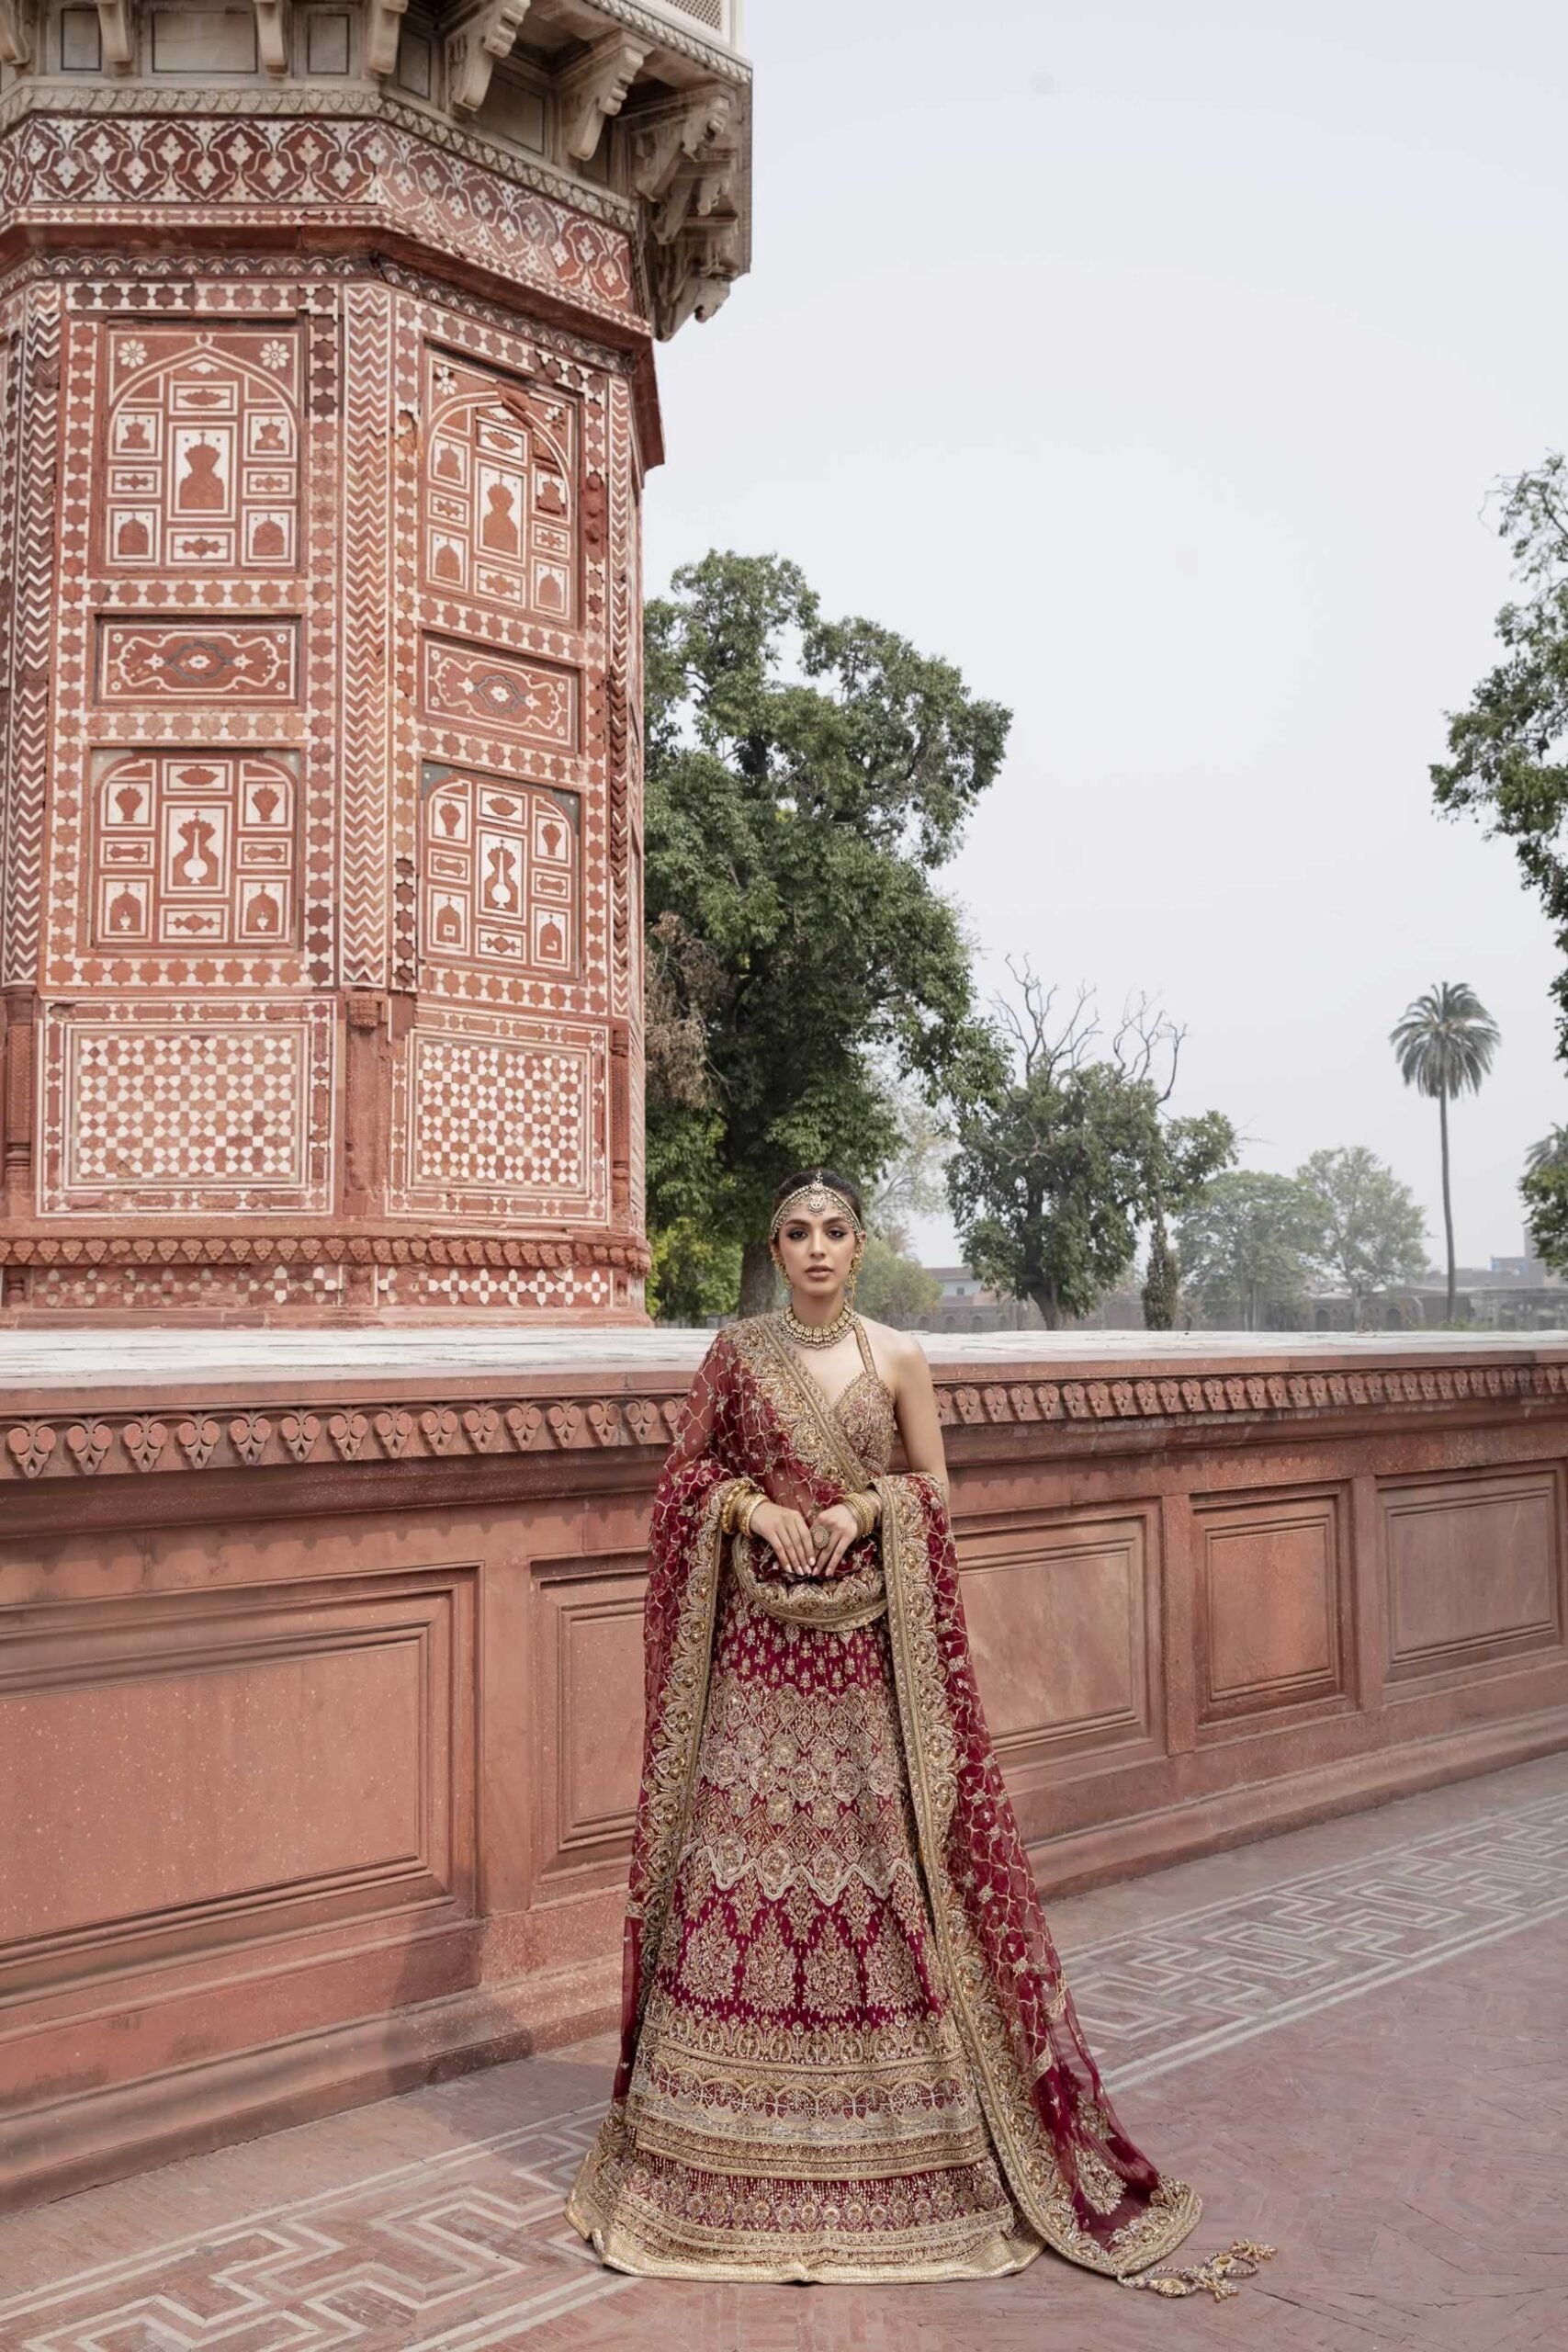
[1119,2239,1277,2302]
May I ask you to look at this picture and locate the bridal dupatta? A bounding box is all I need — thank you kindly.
[567,1314,1201,2283]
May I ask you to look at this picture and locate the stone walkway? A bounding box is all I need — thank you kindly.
[3,1753,1565,2350]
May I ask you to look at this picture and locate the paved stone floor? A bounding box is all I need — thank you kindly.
[3,1752,1565,2350]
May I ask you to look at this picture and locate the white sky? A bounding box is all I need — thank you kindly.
[643,0,1568,1272]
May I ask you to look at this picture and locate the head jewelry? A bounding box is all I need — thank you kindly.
[768,1180,864,1243]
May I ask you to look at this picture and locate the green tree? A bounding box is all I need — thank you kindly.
[1389,982,1501,1317]
[1140,1215,1181,1329]
[1520,1125,1568,1272]
[1176,1171,1317,1330]
[644,552,1010,1315]
[854,1231,942,1322]
[1432,456,1568,1047]
[948,973,1235,1329]
[1295,1146,1428,1322]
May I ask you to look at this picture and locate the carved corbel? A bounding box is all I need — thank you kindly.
[365,0,407,78]
[0,0,30,70]
[654,154,734,246]
[446,0,532,116]
[629,85,735,202]
[96,0,133,71]
[253,0,288,74]
[559,30,649,164]
[653,219,741,340]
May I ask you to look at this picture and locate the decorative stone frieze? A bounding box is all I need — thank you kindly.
[0,1351,1555,1483]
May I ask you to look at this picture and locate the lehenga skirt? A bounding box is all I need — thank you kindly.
[567,1572,1046,2281]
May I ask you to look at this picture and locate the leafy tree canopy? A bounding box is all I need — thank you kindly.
[854,1231,942,1323]
[1432,456,1568,1053]
[1177,1170,1318,1331]
[1295,1145,1428,1310]
[644,552,1010,1316]
[947,973,1236,1329]
[1521,1124,1568,1272]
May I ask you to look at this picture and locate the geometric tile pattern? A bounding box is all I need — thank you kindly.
[100,325,300,574]
[1066,1783,1568,2089]
[420,764,576,974]
[90,751,298,948]
[409,1035,585,1192]
[389,1006,606,1225]
[0,2105,632,2351]
[27,1261,347,1314]
[39,999,335,1216]
[377,1262,613,1310]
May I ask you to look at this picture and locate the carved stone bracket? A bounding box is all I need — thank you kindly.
[446,0,534,116]
[651,216,740,339]
[96,0,134,72]
[560,29,649,164]
[0,0,30,69]
[629,85,734,203]
[366,0,408,77]
[253,0,288,74]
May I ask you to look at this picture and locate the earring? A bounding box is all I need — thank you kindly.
[846,1247,863,1310]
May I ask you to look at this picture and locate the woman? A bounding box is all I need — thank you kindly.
[568,1170,1270,2297]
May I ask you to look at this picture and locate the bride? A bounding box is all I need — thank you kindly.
[569,1170,1267,2295]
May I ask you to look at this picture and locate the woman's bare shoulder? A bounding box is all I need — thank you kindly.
[859,1319,933,1387]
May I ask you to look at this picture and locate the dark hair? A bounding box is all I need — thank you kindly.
[770,1166,864,1225]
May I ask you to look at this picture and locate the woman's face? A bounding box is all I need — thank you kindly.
[773,1206,860,1306]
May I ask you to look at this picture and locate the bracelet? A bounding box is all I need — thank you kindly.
[845,1489,879,1539]
[738,1488,768,1540]
[722,1481,761,1536]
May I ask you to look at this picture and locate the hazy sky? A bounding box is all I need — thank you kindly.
[644,0,1568,1271]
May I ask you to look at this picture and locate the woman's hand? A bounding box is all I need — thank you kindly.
[749,1499,818,1577]
[808,1501,863,1578]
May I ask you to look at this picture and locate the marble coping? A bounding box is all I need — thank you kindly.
[0,1321,1562,1407]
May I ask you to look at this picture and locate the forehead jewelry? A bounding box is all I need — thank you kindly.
[768,1180,863,1241]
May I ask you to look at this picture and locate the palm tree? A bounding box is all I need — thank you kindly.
[1525,1125,1568,1176]
[1390,983,1501,1318]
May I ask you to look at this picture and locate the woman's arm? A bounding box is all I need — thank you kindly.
[889,1331,950,1497]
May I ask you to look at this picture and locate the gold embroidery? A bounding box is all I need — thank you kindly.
[879,1477,1203,2278]
[739,1910,797,2014]
[677,1905,740,2007]
[801,1914,860,2019]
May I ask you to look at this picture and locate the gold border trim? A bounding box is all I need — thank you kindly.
[880,1476,1202,2278]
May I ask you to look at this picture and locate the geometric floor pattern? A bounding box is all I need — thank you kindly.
[0,2107,628,2350]
[1073,1782,1568,2086]
[3,1749,1566,2352]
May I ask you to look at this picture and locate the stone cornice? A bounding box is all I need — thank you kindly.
[0,80,642,234]
[0,1355,1558,1486]
[576,0,750,83]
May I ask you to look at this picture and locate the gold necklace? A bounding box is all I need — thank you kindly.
[782,1298,858,1349]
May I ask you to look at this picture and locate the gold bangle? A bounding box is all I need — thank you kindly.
[738,1489,768,1540]
[723,1481,761,1535]
[846,1489,878,1540]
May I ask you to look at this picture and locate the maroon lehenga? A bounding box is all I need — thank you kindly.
[567,1313,1202,2284]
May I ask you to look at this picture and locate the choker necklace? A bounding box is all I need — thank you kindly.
[783,1298,858,1349]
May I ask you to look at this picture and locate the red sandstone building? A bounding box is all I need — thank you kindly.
[0,0,749,1322]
